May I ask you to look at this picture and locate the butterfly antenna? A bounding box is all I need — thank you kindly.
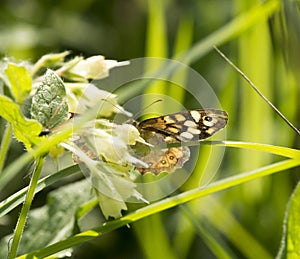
[135,99,163,118]
[214,45,300,136]
[99,98,132,117]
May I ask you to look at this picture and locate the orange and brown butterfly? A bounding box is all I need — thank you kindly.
[133,109,228,174]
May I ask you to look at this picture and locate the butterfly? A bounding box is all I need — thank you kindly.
[134,109,228,174]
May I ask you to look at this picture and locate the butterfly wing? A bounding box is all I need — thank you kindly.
[138,109,228,142]
[136,146,191,174]
[135,109,228,174]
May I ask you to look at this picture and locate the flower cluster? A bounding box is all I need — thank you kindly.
[0,52,150,219]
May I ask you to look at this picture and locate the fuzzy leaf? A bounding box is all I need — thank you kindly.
[31,69,69,130]
[5,63,32,104]
[0,95,42,149]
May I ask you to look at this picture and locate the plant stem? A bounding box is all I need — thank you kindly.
[8,156,45,259]
[0,123,12,173]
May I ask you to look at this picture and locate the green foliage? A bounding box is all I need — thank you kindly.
[0,95,42,149]
[5,63,32,104]
[277,182,300,259]
[0,179,94,258]
[286,184,300,258]
[0,0,300,258]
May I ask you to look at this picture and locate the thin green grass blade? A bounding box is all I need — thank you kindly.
[176,0,280,65]
[2,140,296,219]
[16,158,300,259]
[201,197,273,259]
[0,124,12,173]
[170,11,193,104]
[0,165,80,218]
[165,14,195,258]
[181,204,235,259]
[144,0,168,114]
[0,152,33,193]
[135,1,176,259]
[220,141,300,158]
[237,0,274,206]
[133,215,176,259]
[116,0,280,103]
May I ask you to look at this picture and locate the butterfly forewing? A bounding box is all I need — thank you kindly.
[138,109,228,142]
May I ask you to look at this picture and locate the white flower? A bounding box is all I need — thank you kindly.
[114,123,151,146]
[65,83,131,117]
[73,121,149,168]
[69,55,130,80]
[93,132,147,167]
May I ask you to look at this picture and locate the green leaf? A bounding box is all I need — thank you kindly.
[0,179,94,258]
[0,95,42,149]
[287,183,300,258]
[31,69,69,130]
[276,182,300,259]
[31,51,70,75]
[5,63,32,104]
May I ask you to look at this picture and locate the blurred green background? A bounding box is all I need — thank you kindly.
[1,0,300,258]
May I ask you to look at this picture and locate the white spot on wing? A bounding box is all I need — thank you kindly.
[184,120,197,127]
[187,127,201,135]
[190,111,201,122]
[174,114,186,121]
[180,131,194,140]
[203,117,216,127]
[164,116,175,123]
[205,127,216,135]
